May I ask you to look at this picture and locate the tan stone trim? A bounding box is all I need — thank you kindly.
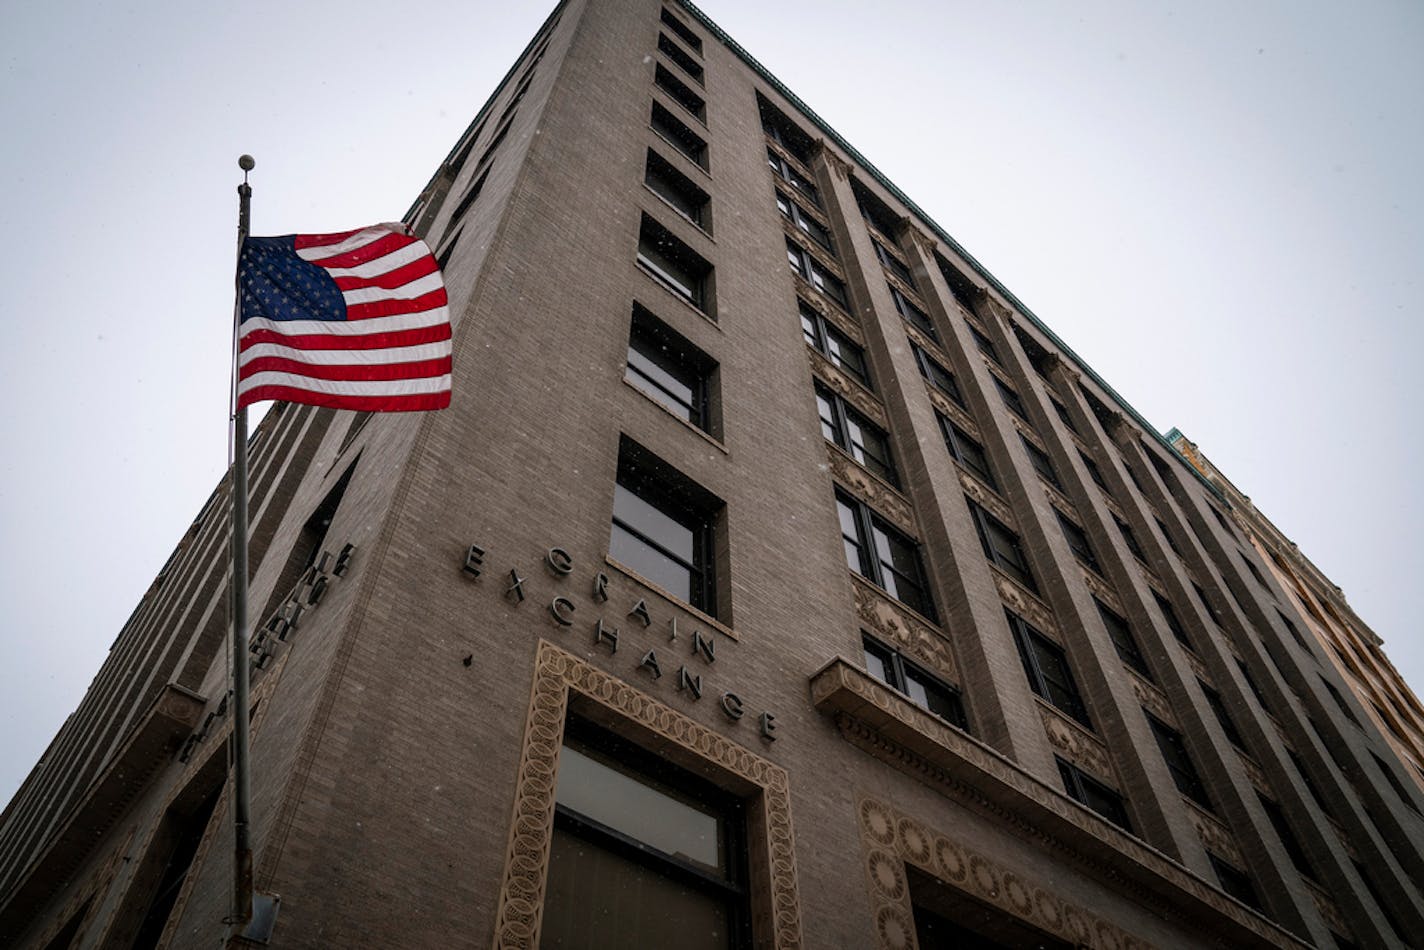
[1040,703,1115,783]
[1130,672,1176,727]
[1186,800,1243,865]
[828,444,917,537]
[925,388,979,440]
[492,641,801,949]
[958,467,1015,529]
[851,575,959,685]
[1081,566,1123,613]
[993,569,1059,639]
[809,352,887,428]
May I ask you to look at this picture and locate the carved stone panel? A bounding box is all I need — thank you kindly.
[1040,704,1115,781]
[829,446,917,536]
[1081,570,1123,614]
[958,469,1015,528]
[1039,482,1078,521]
[1305,880,1350,938]
[1237,752,1272,797]
[852,575,957,681]
[810,353,887,428]
[1139,566,1167,598]
[1185,650,1212,683]
[926,388,979,439]
[1187,801,1243,865]
[993,570,1059,638]
[1129,673,1175,726]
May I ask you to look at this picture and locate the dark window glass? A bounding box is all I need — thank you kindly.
[1122,458,1146,492]
[758,96,816,163]
[766,149,819,206]
[786,240,847,309]
[1371,750,1421,813]
[874,240,916,287]
[1199,680,1244,747]
[1010,612,1090,727]
[1257,794,1317,881]
[546,719,748,949]
[639,215,712,312]
[658,33,704,84]
[838,493,936,620]
[1318,675,1360,726]
[968,500,1036,592]
[660,7,703,54]
[853,180,901,238]
[912,344,961,405]
[448,165,493,228]
[776,190,833,251]
[1287,749,1332,816]
[626,307,714,430]
[1147,713,1212,810]
[651,102,707,168]
[1191,581,1218,624]
[1242,553,1269,590]
[610,440,720,615]
[1057,758,1132,832]
[1277,608,1309,652]
[968,323,999,362]
[1207,853,1262,911]
[994,378,1029,422]
[1238,658,1271,712]
[1353,859,1406,943]
[817,384,897,486]
[1023,437,1060,488]
[1079,452,1109,492]
[863,636,968,730]
[1157,517,1182,556]
[1115,515,1146,562]
[645,150,709,229]
[939,415,995,488]
[654,63,705,122]
[1153,591,1193,649]
[1059,514,1101,576]
[890,287,936,340]
[1049,395,1078,433]
[800,302,869,387]
[1097,600,1151,680]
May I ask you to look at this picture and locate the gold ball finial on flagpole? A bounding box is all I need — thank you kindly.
[238,155,255,171]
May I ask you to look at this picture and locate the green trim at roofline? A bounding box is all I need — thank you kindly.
[675,0,1222,503]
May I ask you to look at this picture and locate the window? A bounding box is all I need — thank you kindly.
[1147,713,1212,810]
[1318,675,1360,727]
[939,415,995,488]
[1158,517,1182,556]
[626,306,715,432]
[1079,451,1109,493]
[911,344,961,405]
[1121,458,1146,492]
[651,102,707,169]
[968,500,1036,592]
[1287,748,1332,817]
[1238,658,1271,712]
[816,384,897,486]
[1191,581,1218,624]
[853,180,901,238]
[645,150,710,230]
[1115,515,1145,562]
[1049,394,1078,433]
[1199,680,1244,747]
[1257,794,1317,881]
[1353,859,1406,944]
[1153,591,1193,649]
[1058,514,1101,575]
[658,33,704,85]
[1010,612,1090,726]
[890,287,936,340]
[1023,437,1060,488]
[447,165,492,228]
[1207,853,1262,911]
[1371,750,1421,814]
[766,149,820,206]
[1057,758,1132,832]
[776,190,832,251]
[967,322,999,362]
[610,439,722,616]
[638,214,713,313]
[1276,608,1309,652]
[1097,600,1151,680]
[545,719,749,949]
[863,636,968,730]
[799,302,869,387]
[838,493,935,619]
[786,240,847,309]
[994,377,1030,423]
[654,63,705,122]
[1242,552,1269,590]
[873,240,916,287]
[758,95,815,163]
[661,7,703,54]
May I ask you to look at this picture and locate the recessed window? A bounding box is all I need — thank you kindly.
[994,378,1030,423]
[1199,680,1244,748]
[1257,793,1317,881]
[758,95,815,164]
[817,384,897,486]
[1277,608,1310,652]
[852,180,902,238]
[1158,517,1183,557]
[939,415,995,489]
[776,190,832,251]
[1057,758,1132,832]
[1023,437,1060,488]
[1121,458,1146,492]
[1096,600,1151,680]
[1009,612,1090,727]
[863,635,968,730]
[544,718,749,949]
[968,499,1036,592]
[873,240,915,287]
[1371,750,1421,814]
[1147,712,1212,810]
[1153,591,1193,649]
[1079,451,1110,494]
[1059,514,1102,576]
[766,149,820,207]
[651,102,707,169]
[786,240,847,309]
[838,492,935,620]
[1207,853,1262,911]
[654,63,705,122]
[967,323,1000,363]
[800,302,869,387]
[1049,394,1078,433]
[660,7,703,54]
[626,306,716,433]
[1115,515,1145,562]
[912,344,961,405]
[610,438,723,616]
[645,150,710,230]
[1353,858,1407,944]
[890,286,936,340]
[639,214,713,313]
[658,33,704,85]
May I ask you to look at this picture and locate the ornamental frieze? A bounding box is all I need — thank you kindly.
[926,388,980,439]
[809,353,887,428]
[958,468,1015,528]
[809,294,866,342]
[1237,752,1272,798]
[902,322,948,363]
[992,569,1058,638]
[1039,704,1115,781]
[1129,673,1176,726]
[1185,650,1212,683]
[1040,482,1078,522]
[1305,881,1350,939]
[828,446,917,536]
[851,575,957,681]
[1186,800,1243,866]
[1080,569,1123,614]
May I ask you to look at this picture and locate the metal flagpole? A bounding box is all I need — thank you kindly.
[229,153,255,934]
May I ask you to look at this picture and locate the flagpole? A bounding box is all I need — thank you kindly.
[230,153,255,933]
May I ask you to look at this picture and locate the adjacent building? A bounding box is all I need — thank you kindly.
[4,1,1421,947]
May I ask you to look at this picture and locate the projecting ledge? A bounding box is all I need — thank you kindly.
[807,658,1312,950]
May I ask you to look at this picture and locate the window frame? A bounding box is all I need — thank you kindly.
[1023,436,1061,488]
[939,414,995,489]
[651,102,708,169]
[638,214,713,313]
[786,239,848,310]
[654,62,706,123]
[862,634,969,730]
[800,302,869,388]
[817,383,897,486]
[645,149,710,231]
[1009,611,1092,727]
[776,189,833,251]
[912,343,962,405]
[1057,757,1133,832]
[838,492,936,621]
[890,286,936,340]
[873,240,916,288]
[1147,712,1213,810]
[1096,599,1152,680]
[766,148,820,207]
[625,306,716,433]
[968,499,1037,592]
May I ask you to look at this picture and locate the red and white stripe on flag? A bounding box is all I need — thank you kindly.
[236,223,451,412]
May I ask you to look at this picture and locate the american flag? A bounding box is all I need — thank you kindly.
[236,223,451,412]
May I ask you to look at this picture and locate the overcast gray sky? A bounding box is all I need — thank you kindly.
[1,0,1420,806]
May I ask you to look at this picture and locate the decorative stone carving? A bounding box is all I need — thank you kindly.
[828,446,917,536]
[1039,482,1078,521]
[958,469,1015,528]
[785,226,848,281]
[898,220,936,258]
[927,389,980,438]
[1237,752,1272,797]
[852,575,957,680]
[1186,800,1243,865]
[816,299,866,344]
[1039,704,1114,780]
[1080,569,1122,613]
[1305,880,1350,938]
[812,138,851,180]
[1139,566,1167,598]
[902,322,944,361]
[883,270,921,306]
[1099,494,1127,522]
[493,641,803,949]
[809,354,887,428]
[1185,650,1212,683]
[981,295,1013,328]
[992,570,1058,638]
[1130,673,1175,726]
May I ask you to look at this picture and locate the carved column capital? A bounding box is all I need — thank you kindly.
[813,139,851,180]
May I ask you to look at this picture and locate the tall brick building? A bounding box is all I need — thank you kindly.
[4,1,1422,946]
